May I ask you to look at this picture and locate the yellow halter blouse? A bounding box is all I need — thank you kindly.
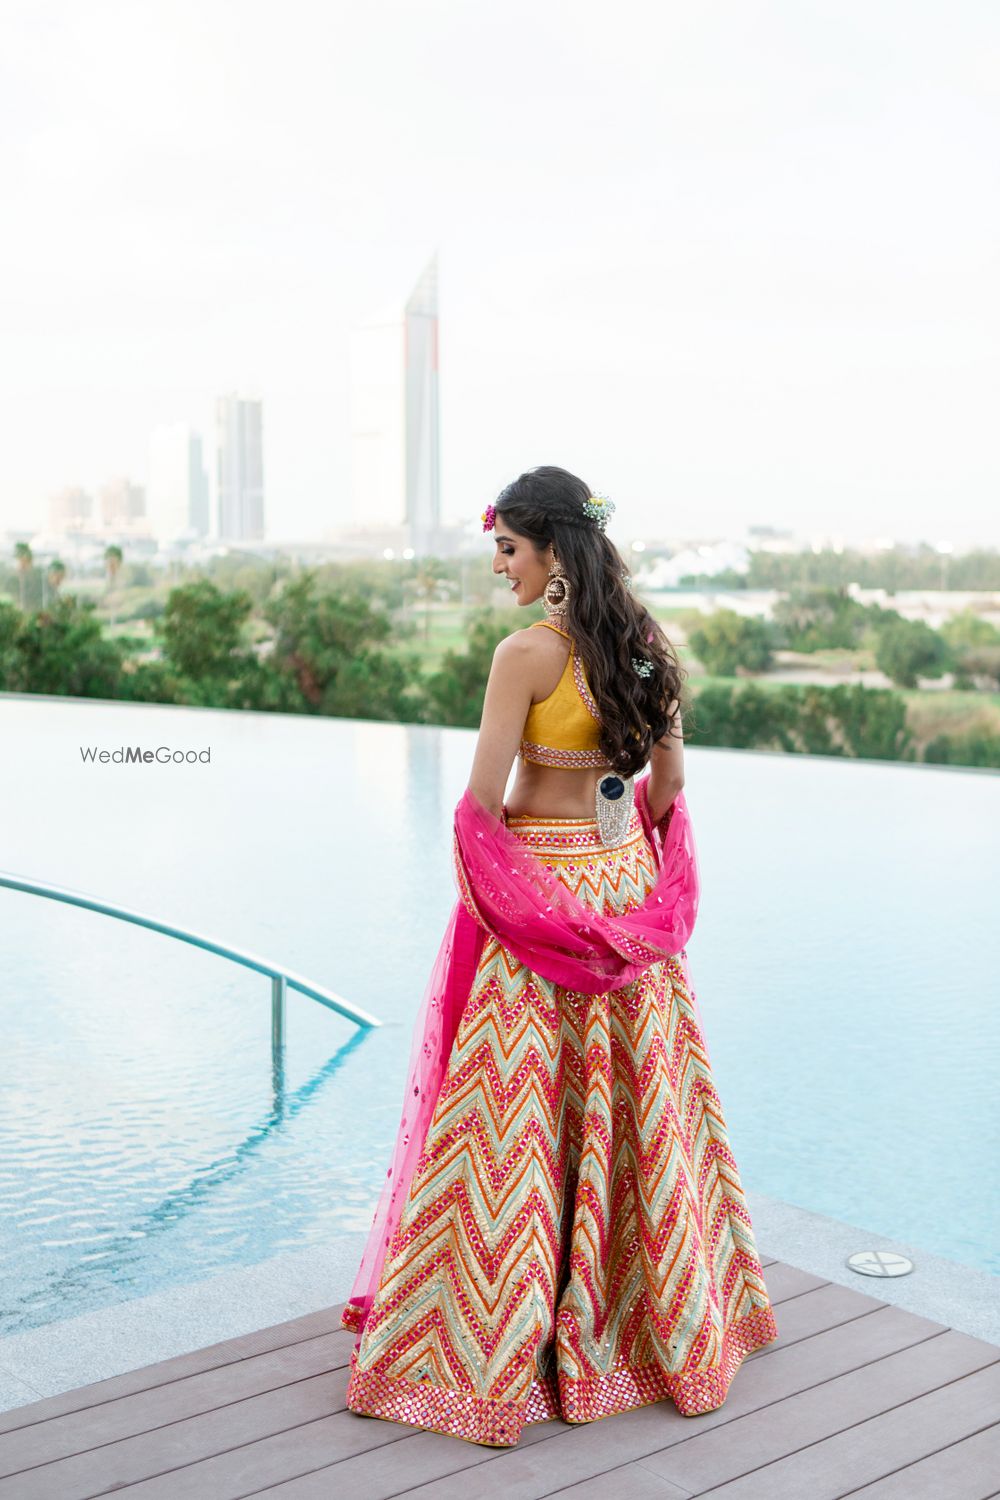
[518,621,608,769]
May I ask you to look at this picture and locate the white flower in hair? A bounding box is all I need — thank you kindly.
[581,492,615,530]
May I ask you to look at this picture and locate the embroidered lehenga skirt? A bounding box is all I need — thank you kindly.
[341,804,778,1447]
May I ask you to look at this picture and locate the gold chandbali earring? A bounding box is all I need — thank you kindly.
[542,551,570,623]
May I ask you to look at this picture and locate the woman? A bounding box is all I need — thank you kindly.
[340,465,778,1447]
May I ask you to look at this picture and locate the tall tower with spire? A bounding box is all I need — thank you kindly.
[349,252,441,554]
[404,254,441,554]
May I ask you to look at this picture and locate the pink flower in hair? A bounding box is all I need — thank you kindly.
[481,503,496,532]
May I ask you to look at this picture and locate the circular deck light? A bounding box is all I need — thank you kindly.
[846,1250,914,1278]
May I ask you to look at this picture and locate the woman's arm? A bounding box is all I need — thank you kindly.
[467,633,536,820]
[646,697,685,825]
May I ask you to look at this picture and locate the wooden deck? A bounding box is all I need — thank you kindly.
[1,1255,998,1500]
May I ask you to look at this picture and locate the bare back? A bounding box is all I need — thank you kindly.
[504,625,616,818]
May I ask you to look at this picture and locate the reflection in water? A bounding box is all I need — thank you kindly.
[6,1027,377,1335]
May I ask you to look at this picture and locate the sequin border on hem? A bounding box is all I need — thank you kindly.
[343,1303,780,1446]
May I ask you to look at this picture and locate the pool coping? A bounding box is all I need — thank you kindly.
[3,689,999,777]
[1,1190,996,1417]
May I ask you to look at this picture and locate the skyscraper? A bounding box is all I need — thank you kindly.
[48,486,92,534]
[404,255,441,554]
[349,252,441,552]
[216,394,264,541]
[148,423,209,542]
[98,477,147,534]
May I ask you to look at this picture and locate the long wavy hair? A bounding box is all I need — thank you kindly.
[494,465,687,779]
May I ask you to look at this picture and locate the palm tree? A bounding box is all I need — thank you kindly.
[104,544,123,627]
[47,558,66,594]
[14,542,32,611]
[413,559,454,642]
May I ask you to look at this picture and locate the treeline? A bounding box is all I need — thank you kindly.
[0,575,510,726]
[686,588,1000,692]
[680,542,1000,592]
[687,681,999,768]
[1,573,998,767]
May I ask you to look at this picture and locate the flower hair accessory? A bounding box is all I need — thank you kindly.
[481,503,496,532]
[631,656,654,678]
[582,492,615,530]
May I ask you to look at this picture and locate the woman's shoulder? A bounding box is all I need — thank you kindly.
[491,624,570,704]
[497,621,568,659]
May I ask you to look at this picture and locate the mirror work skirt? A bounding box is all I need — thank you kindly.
[341,805,779,1447]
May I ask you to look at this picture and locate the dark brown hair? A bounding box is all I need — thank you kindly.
[494,465,686,779]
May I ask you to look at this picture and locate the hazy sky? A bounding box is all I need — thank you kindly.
[1,0,997,547]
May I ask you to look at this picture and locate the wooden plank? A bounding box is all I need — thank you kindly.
[693,1361,1000,1499]
[556,1461,693,1498]
[314,1304,945,1500]
[640,1328,998,1493]
[0,1333,352,1482]
[1,1372,355,1500]
[843,1421,1000,1499]
[247,1419,571,1498]
[689,1305,948,1419]
[0,1304,350,1434]
[757,1262,831,1302]
[749,1280,906,1349]
[46,1406,486,1500]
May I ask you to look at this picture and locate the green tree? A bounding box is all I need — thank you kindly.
[873,618,951,688]
[104,544,124,625]
[823,683,914,760]
[261,570,421,719]
[154,578,261,707]
[771,586,872,652]
[424,610,515,727]
[403,558,456,641]
[686,609,773,677]
[952,644,1000,690]
[46,558,67,601]
[0,595,126,697]
[159,578,254,678]
[685,683,797,749]
[685,680,913,760]
[14,542,32,611]
[940,609,1000,651]
[924,730,1000,768]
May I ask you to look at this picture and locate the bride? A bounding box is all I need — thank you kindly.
[340,464,778,1447]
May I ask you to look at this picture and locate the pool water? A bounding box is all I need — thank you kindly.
[0,696,997,1337]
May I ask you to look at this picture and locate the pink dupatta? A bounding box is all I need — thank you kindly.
[343,773,701,1339]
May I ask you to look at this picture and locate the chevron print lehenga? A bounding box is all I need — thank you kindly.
[340,777,779,1446]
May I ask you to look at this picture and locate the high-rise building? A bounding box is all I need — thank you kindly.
[99,477,148,533]
[216,394,264,541]
[48,486,92,534]
[404,255,441,554]
[349,252,441,552]
[148,423,209,542]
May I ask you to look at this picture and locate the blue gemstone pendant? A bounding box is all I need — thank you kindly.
[595,772,635,845]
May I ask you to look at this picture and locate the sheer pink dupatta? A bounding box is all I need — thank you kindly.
[341,897,486,1336]
[342,773,701,1340]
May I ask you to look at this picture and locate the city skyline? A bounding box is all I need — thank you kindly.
[1,2,998,550]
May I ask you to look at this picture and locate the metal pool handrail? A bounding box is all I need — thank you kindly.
[0,870,382,1043]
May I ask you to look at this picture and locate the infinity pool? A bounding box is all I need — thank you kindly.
[0,695,997,1337]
